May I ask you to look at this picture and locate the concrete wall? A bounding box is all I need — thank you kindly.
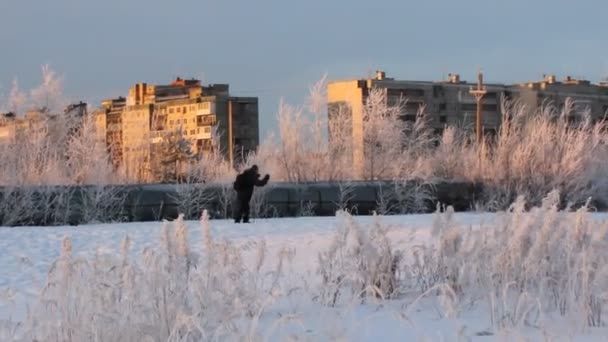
[327,80,365,177]
[0,181,482,226]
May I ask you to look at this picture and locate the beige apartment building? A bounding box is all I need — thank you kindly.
[95,77,259,182]
[0,110,56,144]
[0,112,24,143]
[328,70,608,175]
[0,102,88,145]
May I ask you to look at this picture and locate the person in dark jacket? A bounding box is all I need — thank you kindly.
[233,165,269,223]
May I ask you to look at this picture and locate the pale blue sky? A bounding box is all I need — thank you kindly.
[1,0,607,137]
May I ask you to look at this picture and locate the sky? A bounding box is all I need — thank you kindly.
[1,0,607,138]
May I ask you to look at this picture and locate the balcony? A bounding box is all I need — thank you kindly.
[197,114,216,127]
[387,88,425,99]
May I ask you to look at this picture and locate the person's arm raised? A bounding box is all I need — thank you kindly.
[255,174,270,186]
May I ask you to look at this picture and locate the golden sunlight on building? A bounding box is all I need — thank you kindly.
[94,78,259,182]
[328,71,608,177]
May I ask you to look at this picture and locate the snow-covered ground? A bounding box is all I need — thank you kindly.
[1,212,608,341]
[0,215,451,319]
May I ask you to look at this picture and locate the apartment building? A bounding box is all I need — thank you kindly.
[0,110,54,144]
[328,70,608,175]
[514,75,608,121]
[0,112,19,143]
[0,102,88,145]
[95,77,259,182]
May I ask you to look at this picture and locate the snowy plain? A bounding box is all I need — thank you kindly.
[1,212,608,341]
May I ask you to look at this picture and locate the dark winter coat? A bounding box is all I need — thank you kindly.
[233,167,269,202]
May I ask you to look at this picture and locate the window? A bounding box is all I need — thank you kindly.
[190,129,196,135]
[483,104,498,111]
[439,116,447,123]
[204,126,211,133]
[461,103,477,111]
[432,85,443,98]
[239,102,248,113]
[387,96,402,106]
[197,139,213,151]
[183,107,187,113]
[404,88,425,97]
[401,114,416,122]
[387,90,400,97]
[462,103,497,112]
[177,107,181,113]
[405,102,421,112]
[433,128,444,146]
[439,103,447,111]
[387,88,424,98]
[169,108,174,114]
[197,115,216,126]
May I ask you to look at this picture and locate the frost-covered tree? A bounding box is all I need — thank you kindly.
[1,65,64,116]
[361,87,406,180]
[65,113,115,185]
[275,99,308,182]
[187,125,234,183]
[29,65,66,113]
[5,79,27,114]
[152,127,197,183]
[327,101,354,181]
[251,75,356,182]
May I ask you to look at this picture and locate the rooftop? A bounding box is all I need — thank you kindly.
[329,70,608,90]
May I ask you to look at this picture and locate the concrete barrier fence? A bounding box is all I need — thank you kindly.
[0,181,483,226]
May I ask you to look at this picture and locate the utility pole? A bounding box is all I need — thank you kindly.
[469,70,487,144]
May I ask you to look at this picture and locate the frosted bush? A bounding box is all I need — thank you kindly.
[6,211,284,342]
[407,190,608,330]
[317,210,402,306]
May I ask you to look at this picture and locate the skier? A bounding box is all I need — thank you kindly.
[233,165,270,223]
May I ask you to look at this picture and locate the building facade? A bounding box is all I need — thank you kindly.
[328,71,608,175]
[95,78,259,182]
[0,102,88,145]
[514,76,608,121]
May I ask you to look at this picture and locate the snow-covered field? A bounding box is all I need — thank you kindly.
[1,202,608,341]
